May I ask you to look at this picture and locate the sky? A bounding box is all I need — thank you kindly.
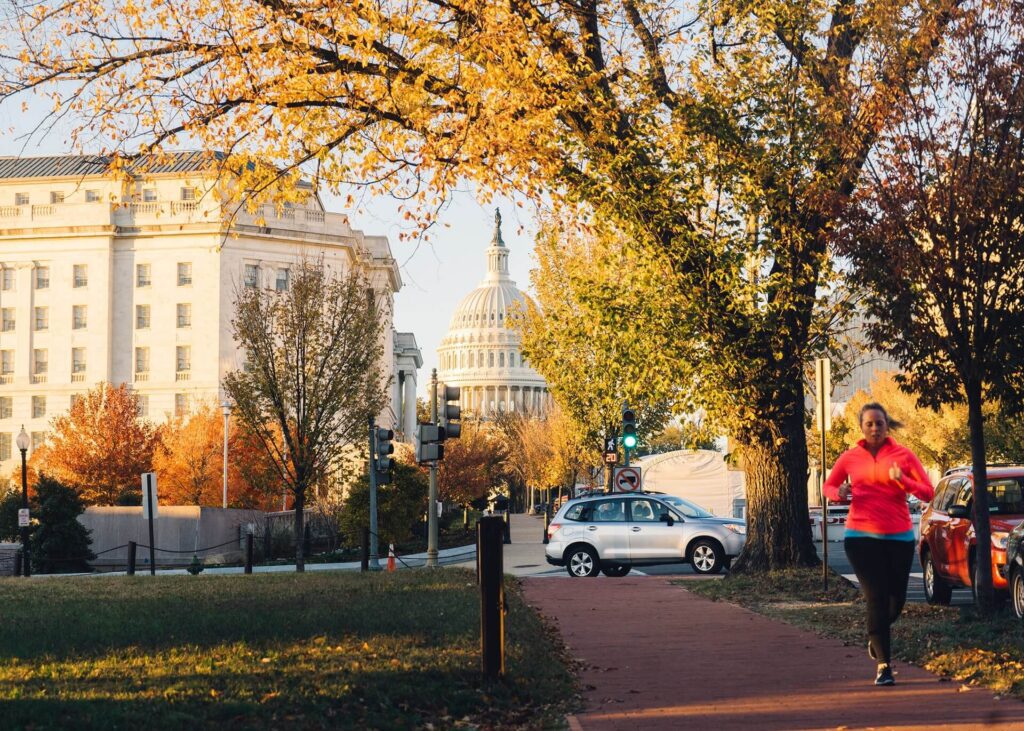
[0,98,541,400]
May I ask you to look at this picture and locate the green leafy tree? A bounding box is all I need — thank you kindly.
[5,0,961,571]
[839,2,1024,610]
[340,461,427,548]
[29,474,95,574]
[0,487,20,543]
[223,258,389,572]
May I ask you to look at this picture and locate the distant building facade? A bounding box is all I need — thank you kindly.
[0,153,417,474]
[437,211,550,418]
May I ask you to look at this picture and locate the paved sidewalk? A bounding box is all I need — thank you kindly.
[522,576,1024,730]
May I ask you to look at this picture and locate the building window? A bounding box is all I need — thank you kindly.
[135,347,150,374]
[244,264,260,288]
[180,187,197,201]
[174,393,188,417]
[488,352,494,367]
[142,188,157,203]
[177,262,192,286]
[49,191,65,204]
[35,266,49,290]
[0,433,9,461]
[136,304,150,329]
[14,193,28,206]
[1,350,12,374]
[499,352,505,368]
[34,307,48,331]
[73,264,88,287]
[0,397,11,419]
[70,394,82,409]
[1,308,14,332]
[176,303,191,328]
[136,394,149,418]
[136,263,151,287]
[31,432,46,451]
[85,190,101,203]
[32,396,46,419]
[72,347,86,373]
[176,346,191,373]
[1,269,14,291]
[276,268,289,291]
[469,352,475,368]
[509,352,516,368]
[72,305,87,330]
[33,349,47,375]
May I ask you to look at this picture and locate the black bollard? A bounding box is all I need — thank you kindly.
[245,533,254,574]
[361,527,370,572]
[127,541,137,576]
[503,511,511,544]
[13,551,21,577]
[478,516,505,679]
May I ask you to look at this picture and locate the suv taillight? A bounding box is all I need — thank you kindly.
[547,522,561,538]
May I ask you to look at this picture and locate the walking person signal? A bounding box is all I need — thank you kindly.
[824,402,934,686]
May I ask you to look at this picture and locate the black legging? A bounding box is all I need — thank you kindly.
[844,537,916,665]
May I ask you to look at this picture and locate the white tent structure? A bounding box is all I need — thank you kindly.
[635,449,746,519]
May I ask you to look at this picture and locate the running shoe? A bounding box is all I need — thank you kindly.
[875,664,895,686]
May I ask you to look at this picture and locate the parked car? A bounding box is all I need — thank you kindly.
[919,465,1024,605]
[544,493,746,577]
[1005,520,1024,620]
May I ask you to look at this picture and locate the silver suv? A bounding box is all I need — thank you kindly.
[545,493,746,577]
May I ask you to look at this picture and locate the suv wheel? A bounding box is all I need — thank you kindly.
[1012,567,1024,621]
[923,550,952,605]
[601,564,631,578]
[566,546,600,577]
[690,539,725,574]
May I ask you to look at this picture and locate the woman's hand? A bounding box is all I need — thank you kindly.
[838,483,852,501]
[889,464,904,485]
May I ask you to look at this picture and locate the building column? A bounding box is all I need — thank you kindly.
[403,370,417,438]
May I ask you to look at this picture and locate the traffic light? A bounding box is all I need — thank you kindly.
[622,408,638,450]
[417,423,446,463]
[375,427,395,483]
[441,385,461,439]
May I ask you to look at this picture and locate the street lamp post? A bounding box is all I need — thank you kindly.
[222,401,231,510]
[16,426,30,577]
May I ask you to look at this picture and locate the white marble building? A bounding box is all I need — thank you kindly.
[0,153,418,473]
[437,211,550,418]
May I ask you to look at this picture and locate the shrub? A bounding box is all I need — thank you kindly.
[31,473,95,574]
[340,462,427,548]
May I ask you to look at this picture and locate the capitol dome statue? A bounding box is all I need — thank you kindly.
[437,210,551,418]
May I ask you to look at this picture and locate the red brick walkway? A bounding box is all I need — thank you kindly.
[521,576,1024,730]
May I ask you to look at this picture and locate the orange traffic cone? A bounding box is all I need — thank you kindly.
[387,544,396,572]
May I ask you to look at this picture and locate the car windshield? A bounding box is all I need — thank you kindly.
[985,479,1024,515]
[657,495,714,518]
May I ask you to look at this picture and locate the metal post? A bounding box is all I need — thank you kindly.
[543,489,552,544]
[478,515,505,679]
[427,369,439,568]
[146,473,156,576]
[19,445,29,577]
[222,401,230,509]
[817,357,830,591]
[127,541,137,575]
[263,516,272,560]
[361,527,370,572]
[368,416,381,571]
[245,533,254,574]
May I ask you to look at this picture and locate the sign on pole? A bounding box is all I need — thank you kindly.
[612,466,642,492]
[17,508,29,527]
[141,473,159,519]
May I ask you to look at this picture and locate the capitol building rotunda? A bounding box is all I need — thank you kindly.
[437,211,551,418]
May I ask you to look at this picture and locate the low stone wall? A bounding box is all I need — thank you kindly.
[0,542,20,576]
[80,507,265,569]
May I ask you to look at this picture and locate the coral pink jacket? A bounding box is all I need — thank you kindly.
[824,438,935,535]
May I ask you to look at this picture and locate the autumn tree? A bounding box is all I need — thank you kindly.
[223,258,388,571]
[38,383,158,505]
[434,420,506,507]
[153,401,280,509]
[839,0,1024,609]
[2,0,962,571]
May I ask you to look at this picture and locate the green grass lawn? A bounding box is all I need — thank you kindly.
[0,569,576,730]
[687,569,1024,699]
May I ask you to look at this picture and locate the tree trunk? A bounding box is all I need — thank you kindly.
[730,393,819,573]
[293,485,305,573]
[965,378,995,613]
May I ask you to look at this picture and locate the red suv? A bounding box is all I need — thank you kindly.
[919,466,1024,604]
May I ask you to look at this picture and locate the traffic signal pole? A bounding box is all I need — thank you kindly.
[427,369,439,568]
[368,416,381,571]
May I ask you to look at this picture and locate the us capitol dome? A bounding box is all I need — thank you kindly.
[437,210,551,418]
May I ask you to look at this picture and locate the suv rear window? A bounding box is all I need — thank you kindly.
[564,503,591,521]
[981,479,1024,515]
